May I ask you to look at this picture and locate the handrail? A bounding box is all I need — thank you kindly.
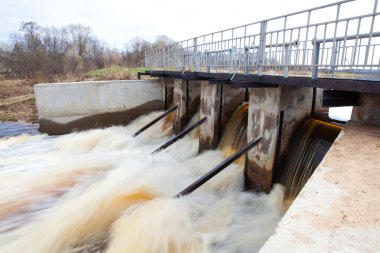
[145,0,380,80]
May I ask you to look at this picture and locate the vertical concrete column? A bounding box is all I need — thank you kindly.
[199,81,221,152]
[246,88,281,193]
[351,93,380,126]
[279,86,313,154]
[314,88,329,114]
[172,79,201,134]
[160,77,174,109]
[173,79,187,134]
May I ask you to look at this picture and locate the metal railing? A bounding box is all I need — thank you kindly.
[145,0,380,79]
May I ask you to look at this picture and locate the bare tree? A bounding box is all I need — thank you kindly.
[1,21,175,78]
[123,37,152,67]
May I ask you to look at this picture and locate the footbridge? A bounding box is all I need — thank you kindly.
[33,0,380,251]
[145,0,380,90]
[142,0,380,191]
[137,1,380,251]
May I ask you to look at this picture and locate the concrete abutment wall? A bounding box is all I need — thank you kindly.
[34,80,164,135]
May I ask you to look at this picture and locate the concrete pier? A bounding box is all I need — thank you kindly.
[199,82,246,152]
[245,88,281,192]
[245,86,315,192]
[351,92,380,126]
[199,81,221,152]
[172,79,201,134]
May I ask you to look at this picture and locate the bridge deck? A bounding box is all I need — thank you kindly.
[143,70,380,94]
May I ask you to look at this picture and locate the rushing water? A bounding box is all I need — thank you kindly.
[0,122,39,138]
[0,112,285,253]
[280,119,342,207]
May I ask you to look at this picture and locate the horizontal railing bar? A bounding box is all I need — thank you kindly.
[147,10,380,56]
[263,12,380,36]
[144,0,380,80]
[145,0,357,54]
[315,32,380,43]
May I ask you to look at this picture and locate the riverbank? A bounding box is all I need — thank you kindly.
[0,77,81,123]
[0,78,39,122]
[0,67,145,123]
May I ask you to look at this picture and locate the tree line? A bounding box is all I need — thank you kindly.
[0,22,174,78]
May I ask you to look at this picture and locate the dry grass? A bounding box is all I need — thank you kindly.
[83,65,134,81]
[0,66,147,123]
[0,68,140,123]
[0,79,35,99]
[0,99,38,122]
[0,77,38,123]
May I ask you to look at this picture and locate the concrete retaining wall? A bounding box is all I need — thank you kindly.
[34,80,164,134]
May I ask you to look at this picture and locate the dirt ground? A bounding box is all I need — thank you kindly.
[0,78,38,123]
[0,75,86,123]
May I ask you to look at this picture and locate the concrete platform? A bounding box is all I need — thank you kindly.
[259,125,380,253]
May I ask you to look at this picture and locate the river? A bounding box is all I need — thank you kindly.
[0,112,285,253]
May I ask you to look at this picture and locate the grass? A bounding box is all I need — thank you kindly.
[83,65,132,80]
[0,113,17,122]
[0,94,35,107]
[0,66,152,123]
[83,65,152,81]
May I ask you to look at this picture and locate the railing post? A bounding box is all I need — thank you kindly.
[331,41,340,78]
[175,48,179,71]
[163,47,166,69]
[229,47,235,74]
[205,51,211,73]
[312,40,320,79]
[244,46,249,75]
[181,43,186,71]
[194,38,199,72]
[364,0,378,66]
[257,21,267,76]
[284,45,290,78]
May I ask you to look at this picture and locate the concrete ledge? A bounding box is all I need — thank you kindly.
[34,80,164,134]
[259,125,380,253]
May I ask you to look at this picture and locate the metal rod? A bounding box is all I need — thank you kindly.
[164,86,168,110]
[151,117,207,154]
[273,110,285,184]
[311,87,317,116]
[174,136,262,198]
[218,85,224,144]
[132,105,178,137]
[185,81,189,124]
[315,32,380,44]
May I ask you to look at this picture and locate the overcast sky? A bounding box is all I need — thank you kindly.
[0,0,351,49]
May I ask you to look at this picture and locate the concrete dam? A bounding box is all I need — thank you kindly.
[1,0,380,252]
